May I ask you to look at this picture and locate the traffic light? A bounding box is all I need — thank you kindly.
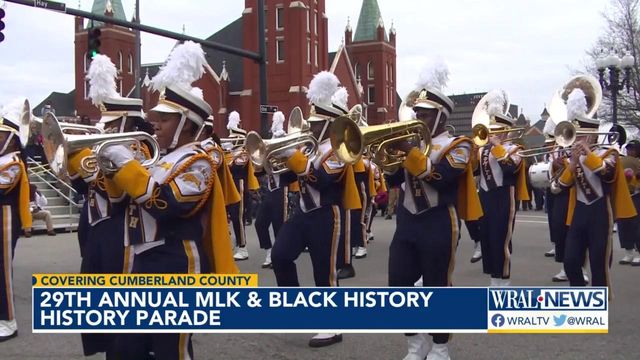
[0,8,6,43]
[87,26,102,59]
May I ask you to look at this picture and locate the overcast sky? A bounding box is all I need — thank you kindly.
[0,0,611,121]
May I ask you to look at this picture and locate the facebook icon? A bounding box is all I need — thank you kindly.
[491,314,505,328]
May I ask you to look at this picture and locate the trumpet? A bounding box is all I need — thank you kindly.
[471,123,526,147]
[330,116,431,172]
[41,112,159,179]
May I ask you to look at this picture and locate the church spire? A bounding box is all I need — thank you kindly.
[353,0,388,42]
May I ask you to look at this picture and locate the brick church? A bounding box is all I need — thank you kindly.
[54,0,398,136]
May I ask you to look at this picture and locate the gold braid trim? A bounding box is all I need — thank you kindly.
[164,152,216,218]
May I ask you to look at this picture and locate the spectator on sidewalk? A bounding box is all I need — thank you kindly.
[25,184,55,237]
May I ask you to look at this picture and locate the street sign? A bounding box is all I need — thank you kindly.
[33,0,65,12]
[260,105,278,114]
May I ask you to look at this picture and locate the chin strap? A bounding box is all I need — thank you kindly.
[316,119,331,143]
[169,113,188,151]
[0,132,15,155]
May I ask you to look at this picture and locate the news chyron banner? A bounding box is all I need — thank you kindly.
[32,274,608,333]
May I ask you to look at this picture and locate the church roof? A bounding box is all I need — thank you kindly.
[353,0,388,42]
[34,90,77,117]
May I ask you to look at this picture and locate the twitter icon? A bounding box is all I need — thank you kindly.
[553,314,567,326]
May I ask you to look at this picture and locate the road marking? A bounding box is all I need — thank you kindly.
[515,220,549,224]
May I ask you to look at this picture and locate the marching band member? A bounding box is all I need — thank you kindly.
[362,157,386,250]
[198,117,242,211]
[475,90,529,287]
[68,54,150,359]
[271,71,361,348]
[0,103,32,342]
[100,41,237,360]
[539,118,574,282]
[253,111,298,268]
[618,140,640,265]
[335,89,362,279]
[225,111,259,261]
[386,65,482,360]
[557,88,636,292]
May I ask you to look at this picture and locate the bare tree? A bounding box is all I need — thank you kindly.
[587,0,640,130]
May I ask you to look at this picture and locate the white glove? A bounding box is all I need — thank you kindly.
[100,144,135,169]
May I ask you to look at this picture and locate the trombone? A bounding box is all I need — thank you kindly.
[470,90,525,147]
[471,123,526,147]
[517,121,620,158]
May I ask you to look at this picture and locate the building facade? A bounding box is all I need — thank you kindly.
[69,0,396,136]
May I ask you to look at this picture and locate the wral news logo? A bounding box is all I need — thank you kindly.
[489,288,607,311]
[487,288,609,333]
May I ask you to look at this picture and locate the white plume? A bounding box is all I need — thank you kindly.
[151,41,207,93]
[332,87,349,110]
[0,97,28,123]
[566,89,587,120]
[307,71,340,107]
[542,117,556,136]
[415,57,449,92]
[271,111,286,138]
[485,89,507,117]
[227,111,240,130]
[86,54,119,106]
[190,87,204,100]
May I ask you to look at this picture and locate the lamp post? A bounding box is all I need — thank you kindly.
[596,49,635,125]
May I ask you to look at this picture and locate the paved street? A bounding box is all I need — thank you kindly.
[1,210,639,359]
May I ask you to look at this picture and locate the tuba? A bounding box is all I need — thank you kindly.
[547,75,618,148]
[41,112,159,179]
[470,90,525,147]
[245,107,318,174]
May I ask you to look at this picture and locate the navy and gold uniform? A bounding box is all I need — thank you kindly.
[272,140,360,286]
[0,150,31,341]
[227,147,259,249]
[0,111,32,341]
[546,146,572,279]
[105,42,237,360]
[559,146,637,290]
[616,150,640,264]
[254,169,297,261]
[477,140,529,284]
[387,131,482,353]
[337,157,368,276]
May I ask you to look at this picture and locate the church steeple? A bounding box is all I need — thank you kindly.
[353,0,388,42]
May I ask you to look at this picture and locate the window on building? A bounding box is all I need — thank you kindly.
[307,39,311,64]
[276,7,284,30]
[306,10,310,33]
[264,9,268,32]
[386,63,389,82]
[117,78,123,96]
[354,63,359,78]
[265,41,268,63]
[314,42,318,66]
[276,39,285,62]
[367,61,374,80]
[368,86,376,104]
[118,52,123,72]
[128,54,133,74]
[389,63,393,82]
[84,53,89,72]
[385,86,388,106]
[314,11,318,34]
[84,80,90,99]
